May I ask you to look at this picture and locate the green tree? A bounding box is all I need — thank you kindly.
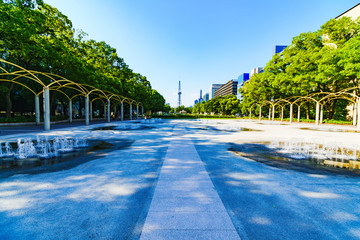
[175,105,185,113]
[0,0,165,118]
[148,89,165,112]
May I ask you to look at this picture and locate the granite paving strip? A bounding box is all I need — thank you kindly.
[140,125,240,240]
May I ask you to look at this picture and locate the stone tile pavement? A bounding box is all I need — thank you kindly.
[140,125,240,239]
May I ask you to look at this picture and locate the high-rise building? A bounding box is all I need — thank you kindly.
[237,73,250,102]
[178,81,182,107]
[214,79,238,98]
[274,45,287,54]
[199,89,203,103]
[323,4,360,49]
[210,84,224,99]
[250,67,264,77]
[336,3,360,20]
[204,93,210,102]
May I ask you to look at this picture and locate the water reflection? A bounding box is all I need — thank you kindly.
[0,139,134,178]
[229,143,360,176]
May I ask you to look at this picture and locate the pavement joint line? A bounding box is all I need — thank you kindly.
[140,124,241,239]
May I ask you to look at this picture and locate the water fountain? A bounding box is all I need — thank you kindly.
[268,138,360,169]
[4,142,14,157]
[0,136,133,178]
[0,136,88,160]
[17,138,37,159]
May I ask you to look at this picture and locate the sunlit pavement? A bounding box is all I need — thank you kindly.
[1,119,360,239]
[189,119,360,240]
[140,125,240,239]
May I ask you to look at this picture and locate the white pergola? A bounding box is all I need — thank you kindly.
[0,58,145,130]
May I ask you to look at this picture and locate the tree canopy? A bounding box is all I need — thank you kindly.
[240,16,360,120]
[193,95,240,115]
[0,0,166,117]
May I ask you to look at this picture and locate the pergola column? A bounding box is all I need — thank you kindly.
[43,86,50,131]
[130,104,132,120]
[268,107,271,120]
[249,107,252,120]
[297,105,301,122]
[259,107,262,121]
[272,105,275,121]
[353,102,357,126]
[90,101,93,121]
[85,95,89,126]
[35,94,40,125]
[136,105,139,119]
[142,106,144,117]
[315,101,320,125]
[107,99,110,123]
[121,102,124,121]
[281,107,284,121]
[320,104,323,125]
[289,104,293,124]
[104,103,107,119]
[357,99,360,128]
[69,99,72,123]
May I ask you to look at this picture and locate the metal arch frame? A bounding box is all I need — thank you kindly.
[125,98,137,120]
[272,99,292,122]
[246,100,262,120]
[0,78,37,95]
[0,59,44,86]
[0,58,140,103]
[259,100,276,121]
[0,58,144,129]
[248,102,258,120]
[248,88,360,126]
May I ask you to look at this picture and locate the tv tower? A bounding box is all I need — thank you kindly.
[178,80,182,107]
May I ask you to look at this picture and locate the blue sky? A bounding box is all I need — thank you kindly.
[45,0,360,107]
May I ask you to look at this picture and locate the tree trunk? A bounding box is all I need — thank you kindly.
[79,96,83,117]
[51,102,56,116]
[306,102,310,120]
[5,91,12,118]
[5,82,15,118]
[328,99,337,120]
[62,101,68,117]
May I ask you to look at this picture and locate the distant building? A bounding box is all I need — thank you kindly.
[336,3,360,20]
[204,93,210,102]
[199,89,203,103]
[178,81,182,107]
[250,67,264,77]
[214,79,238,98]
[193,89,205,105]
[210,84,224,99]
[274,45,287,54]
[236,73,250,102]
[334,3,360,120]
[324,4,360,49]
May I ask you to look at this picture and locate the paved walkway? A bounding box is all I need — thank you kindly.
[140,125,240,239]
